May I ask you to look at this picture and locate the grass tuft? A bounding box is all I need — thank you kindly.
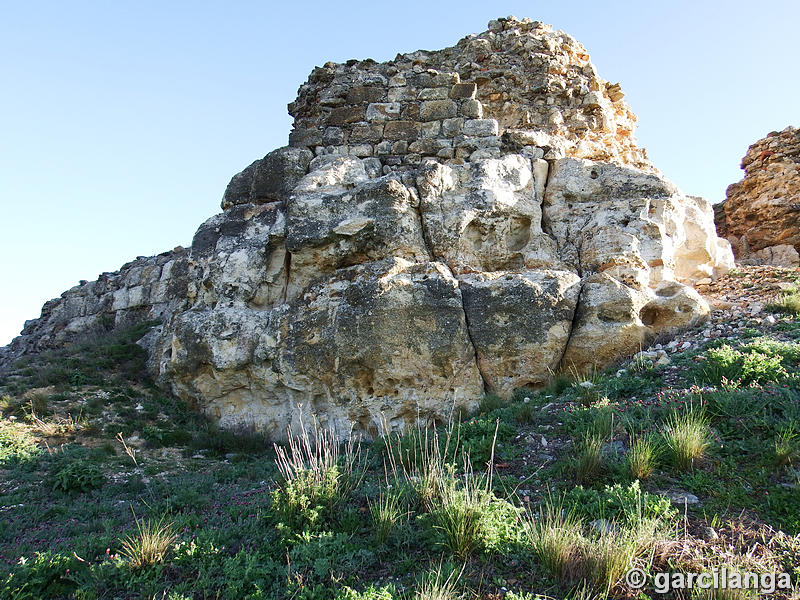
[369,489,405,544]
[575,433,606,484]
[775,422,799,466]
[118,512,178,570]
[626,433,660,480]
[662,409,712,471]
[525,497,584,581]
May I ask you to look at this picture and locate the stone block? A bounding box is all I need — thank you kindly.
[375,141,393,155]
[401,103,420,121]
[463,119,499,136]
[442,118,464,137]
[329,106,365,125]
[408,139,451,154]
[450,83,477,99]
[350,144,373,157]
[420,99,458,121]
[419,121,441,138]
[366,102,401,121]
[388,86,415,102]
[347,86,385,104]
[384,121,419,141]
[418,87,450,100]
[350,123,385,143]
[392,140,409,154]
[289,126,323,147]
[323,127,345,145]
[460,99,483,118]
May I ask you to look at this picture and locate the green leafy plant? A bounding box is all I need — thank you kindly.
[429,470,520,558]
[50,460,105,493]
[696,344,788,386]
[0,422,40,465]
[564,481,677,526]
[0,551,81,599]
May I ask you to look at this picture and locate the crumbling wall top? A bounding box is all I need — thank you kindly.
[287,16,651,174]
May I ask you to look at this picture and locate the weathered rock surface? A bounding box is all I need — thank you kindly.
[2,17,734,439]
[716,126,800,266]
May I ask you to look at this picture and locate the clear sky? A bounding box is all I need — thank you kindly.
[1,0,798,346]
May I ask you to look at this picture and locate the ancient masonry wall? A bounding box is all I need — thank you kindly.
[2,249,191,359]
[287,17,650,172]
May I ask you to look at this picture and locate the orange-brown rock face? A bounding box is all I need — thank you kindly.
[718,126,800,266]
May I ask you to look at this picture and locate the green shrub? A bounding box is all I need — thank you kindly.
[455,418,513,467]
[287,531,376,594]
[511,399,537,424]
[564,481,677,526]
[544,374,573,397]
[766,286,800,316]
[336,585,397,600]
[0,422,40,465]
[703,387,767,420]
[50,460,105,493]
[272,424,364,535]
[477,394,507,414]
[0,551,82,599]
[430,474,521,558]
[696,344,789,386]
[190,423,270,456]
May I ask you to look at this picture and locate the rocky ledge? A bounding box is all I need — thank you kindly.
[716,126,800,267]
[1,17,734,439]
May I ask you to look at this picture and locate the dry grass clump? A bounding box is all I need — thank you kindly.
[118,512,178,569]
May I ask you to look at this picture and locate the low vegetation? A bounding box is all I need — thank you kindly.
[2,280,800,599]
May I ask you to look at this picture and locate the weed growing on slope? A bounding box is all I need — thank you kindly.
[767,286,800,316]
[49,460,105,493]
[272,422,365,535]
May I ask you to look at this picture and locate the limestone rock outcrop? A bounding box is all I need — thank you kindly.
[716,126,800,266]
[2,17,734,439]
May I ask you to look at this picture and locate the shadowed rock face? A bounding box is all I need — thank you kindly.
[2,17,734,440]
[716,126,800,267]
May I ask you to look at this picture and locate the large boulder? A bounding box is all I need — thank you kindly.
[161,259,483,440]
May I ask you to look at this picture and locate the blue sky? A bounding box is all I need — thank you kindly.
[1,0,798,345]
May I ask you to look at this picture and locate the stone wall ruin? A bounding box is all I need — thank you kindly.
[2,17,735,440]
